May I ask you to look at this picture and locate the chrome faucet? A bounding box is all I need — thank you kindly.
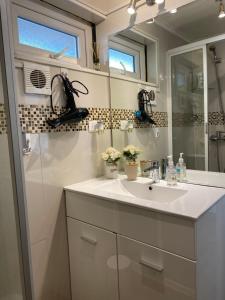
[144,160,160,183]
[144,160,160,172]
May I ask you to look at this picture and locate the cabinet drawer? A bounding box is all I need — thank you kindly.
[67,218,119,300]
[117,235,196,300]
[66,191,117,232]
[116,203,196,260]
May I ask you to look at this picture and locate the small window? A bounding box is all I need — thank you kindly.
[109,48,135,73]
[109,36,146,80]
[12,4,93,67]
[17,17,78,58]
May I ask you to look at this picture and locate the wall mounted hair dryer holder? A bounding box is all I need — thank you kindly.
[47,74,89,128]
[135,89,156,125]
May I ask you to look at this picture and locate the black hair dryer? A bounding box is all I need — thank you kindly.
[135,89,156,125]
[47,74,89,128]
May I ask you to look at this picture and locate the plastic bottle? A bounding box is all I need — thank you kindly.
[166,156,177,186]
[176,153,187,182]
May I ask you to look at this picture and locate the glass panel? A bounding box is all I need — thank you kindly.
[17,17,78,58]
[171,49,205,170]
[207,41,225,173]
[0,17,25,299]
[109,48,135,72]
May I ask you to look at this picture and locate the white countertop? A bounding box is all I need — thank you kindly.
[186,169,225,188]
[65,176,225,220]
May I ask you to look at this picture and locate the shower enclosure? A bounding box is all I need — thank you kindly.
[0,1,33,299]
[168,35,225,172]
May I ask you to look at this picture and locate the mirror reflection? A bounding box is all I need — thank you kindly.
[109,0,225,180]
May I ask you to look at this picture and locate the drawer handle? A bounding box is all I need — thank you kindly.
[80,235,97,245]
[139,257,164,272]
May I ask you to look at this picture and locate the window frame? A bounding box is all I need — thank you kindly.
[12,2,92,67]
[109,36,146,81]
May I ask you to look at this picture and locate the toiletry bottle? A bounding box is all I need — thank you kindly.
[161,158,167,180]
[176,153,187,182]
[152,161,160,183]
[166,156,177,186]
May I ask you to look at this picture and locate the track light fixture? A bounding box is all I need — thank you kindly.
[127,0,136,15]
[146,0,164,4]
[170,8,177,14]
[127,0,165,16]
[218,1,225,18]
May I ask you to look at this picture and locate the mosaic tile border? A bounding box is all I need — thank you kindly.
[209,112,225,126]
[18,105,169,133]
[0,103,7,135]
[173,112,225,127]
[8,105,225,134]
[172,113,204,127]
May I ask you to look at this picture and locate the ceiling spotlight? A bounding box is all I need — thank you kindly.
[218,1,225,18]
[155,0,164,4]
[147,18,155,24]
[170,8,177,14]
[127,0,136,15]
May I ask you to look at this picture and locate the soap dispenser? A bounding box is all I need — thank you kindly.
[166,155,177,186]
[176,153,187,182]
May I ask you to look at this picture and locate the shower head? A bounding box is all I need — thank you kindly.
[209,45,216,52]
[209,45,222,63]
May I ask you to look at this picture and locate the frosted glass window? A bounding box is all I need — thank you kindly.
[17,17,78,58]
[109,48,135,72]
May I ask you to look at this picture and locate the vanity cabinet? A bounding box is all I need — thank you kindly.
[66,190,225,300]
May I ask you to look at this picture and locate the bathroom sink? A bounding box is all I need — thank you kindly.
[99,179,188,203]
[65,176,225,218]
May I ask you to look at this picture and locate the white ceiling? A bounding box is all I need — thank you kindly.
[43,0,130,24]
[155,0,225,42]
[75,0,130,15]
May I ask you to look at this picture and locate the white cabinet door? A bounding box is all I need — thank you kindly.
[117,235,196,300]
[67,218,119,300]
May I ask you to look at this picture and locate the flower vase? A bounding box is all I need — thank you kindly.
[105,162,118,179]
[125,162,138,181]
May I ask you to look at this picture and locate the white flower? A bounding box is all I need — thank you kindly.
[102,152,109,161]
[123,145,141,154]
[105,147,115,154]
[123,144,142,162]
[111,151,121,161]
[101,147,121,162]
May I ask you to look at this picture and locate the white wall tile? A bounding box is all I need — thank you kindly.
[67,69,110,108]
[0,134,24,299]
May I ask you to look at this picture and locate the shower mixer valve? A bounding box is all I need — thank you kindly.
[210,131,225,141]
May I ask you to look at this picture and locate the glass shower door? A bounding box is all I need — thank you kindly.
[170,47,208,171]
[0,3,33,299]
[0,19,24,300]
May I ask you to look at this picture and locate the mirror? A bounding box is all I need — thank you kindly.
[109,0,225,186]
